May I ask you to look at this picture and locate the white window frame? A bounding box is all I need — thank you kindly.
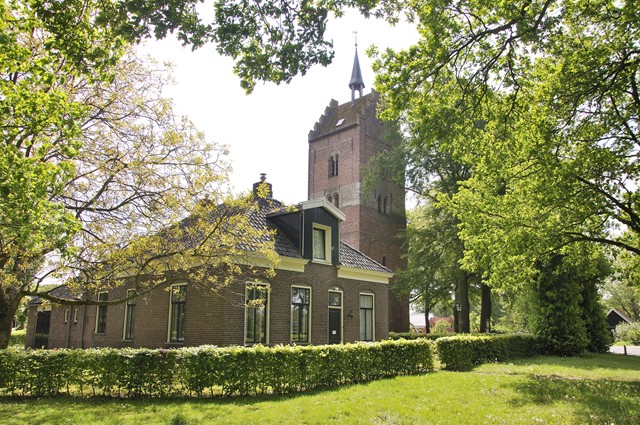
[64,308,69,324]
[290,285,312,344]
[73,308,79,324]
[312,223,332,264]
[167,283,187,343]
[359,293,375,342]
[328,289,344,344]
[123,289,136,341]
[95,292,108,334]
[244,282,270,345]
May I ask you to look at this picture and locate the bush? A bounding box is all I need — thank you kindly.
[435,334,539,371]
[615,322,640,345]
[432,320,451,334]
[0,339,435,398]
[9,329,26,347]
[388,332,443,341]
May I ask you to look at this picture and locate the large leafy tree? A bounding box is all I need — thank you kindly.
[0,1,276,348]
[26,0,404,92]
[399,204,461,333]
[372,0,640,289]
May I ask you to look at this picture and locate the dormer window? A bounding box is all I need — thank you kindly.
[312,224,331,263]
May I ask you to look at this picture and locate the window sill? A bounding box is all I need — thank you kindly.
[311,259,331,265]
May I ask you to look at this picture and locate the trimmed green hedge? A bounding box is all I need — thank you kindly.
[0,339,434,397]
[388,332,445,341]
[435,334,539,371]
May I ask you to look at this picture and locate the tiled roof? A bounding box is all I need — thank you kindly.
[28,285,82,305]
[308,93,378,141]
[339,242,391,273]
[251,198,302,258]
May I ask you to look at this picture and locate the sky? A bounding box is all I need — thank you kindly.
[140,9,418,205]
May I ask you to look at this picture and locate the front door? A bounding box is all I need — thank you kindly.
[328,308,341,344]
[33,311,51,348]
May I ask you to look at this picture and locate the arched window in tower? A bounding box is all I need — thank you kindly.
[326,194,333,205]
[377,194,383,213]
[383,197,388,215]
[328,153,339,177]
[333,192,339,208]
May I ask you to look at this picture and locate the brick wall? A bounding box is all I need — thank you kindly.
[30,261,390,349]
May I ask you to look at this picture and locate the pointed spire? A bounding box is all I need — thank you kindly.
[349,32,365,102]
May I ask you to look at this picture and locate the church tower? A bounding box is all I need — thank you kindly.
[307,45,409,333]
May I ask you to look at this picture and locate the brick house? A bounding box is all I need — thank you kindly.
[26,47,409,348]
[27,184,392,348]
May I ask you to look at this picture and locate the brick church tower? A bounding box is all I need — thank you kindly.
[307,46,409,332]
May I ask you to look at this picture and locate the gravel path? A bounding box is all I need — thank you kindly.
[609,345,640,356]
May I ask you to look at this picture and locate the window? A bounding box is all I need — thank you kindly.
[73,308,79,324]
[291,287,311,343]
[168,284,187,342]
[332,192,339,208]
[95,292,108,333]
[312,224,331,262]
[328,153,339,177]
[64,309,69,324]
[359,294,375,341]
[245,284,269,344]
[123,289,136,340]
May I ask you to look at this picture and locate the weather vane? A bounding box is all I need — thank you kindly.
[353,30,358,48]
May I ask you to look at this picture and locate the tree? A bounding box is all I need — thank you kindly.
[0,3,276,348]
[363,112,476,332]
[24,0,405,93]
[604,241,640,321]
[398,205,459,333]
[370,0,640,291]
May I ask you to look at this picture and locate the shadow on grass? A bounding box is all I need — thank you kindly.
[505,352,640,373]
[509,374,640,424]
[0,379,351,406]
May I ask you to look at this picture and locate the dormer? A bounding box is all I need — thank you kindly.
[267,198,345,266]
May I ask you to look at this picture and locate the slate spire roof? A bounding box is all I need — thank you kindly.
[349,45,365,102]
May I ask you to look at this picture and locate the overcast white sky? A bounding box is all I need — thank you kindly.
[140,9,418,205]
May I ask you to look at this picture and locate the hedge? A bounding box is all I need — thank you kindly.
[435,334,540,371]
[388,332,445,341]
[0,339,434,398]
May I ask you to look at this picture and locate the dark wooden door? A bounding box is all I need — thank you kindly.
[328,308,341,344]
[33,311,50,348]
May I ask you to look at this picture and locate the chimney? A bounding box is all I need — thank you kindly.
[253,173,273,199]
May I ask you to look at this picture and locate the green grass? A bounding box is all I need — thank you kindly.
[2,353,639,424]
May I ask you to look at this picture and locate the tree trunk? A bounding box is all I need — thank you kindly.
[0,294,20,349]
[424,309,430,333]
[456,275,471,333]
[480,283,492,333]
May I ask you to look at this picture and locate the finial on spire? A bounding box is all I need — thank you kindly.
[349,32,365,103]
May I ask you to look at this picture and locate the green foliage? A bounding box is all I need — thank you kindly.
[373,0,640,293]
[0,340,435,397]
[1,0,277,348]
[432,319,451,334]
[8,330,25,347]
[615,322,640,345]
[388,332,444,341]
[530,255,588,357]
[435,334,540,371]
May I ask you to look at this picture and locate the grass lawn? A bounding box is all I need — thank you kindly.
[2,353,639,424]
